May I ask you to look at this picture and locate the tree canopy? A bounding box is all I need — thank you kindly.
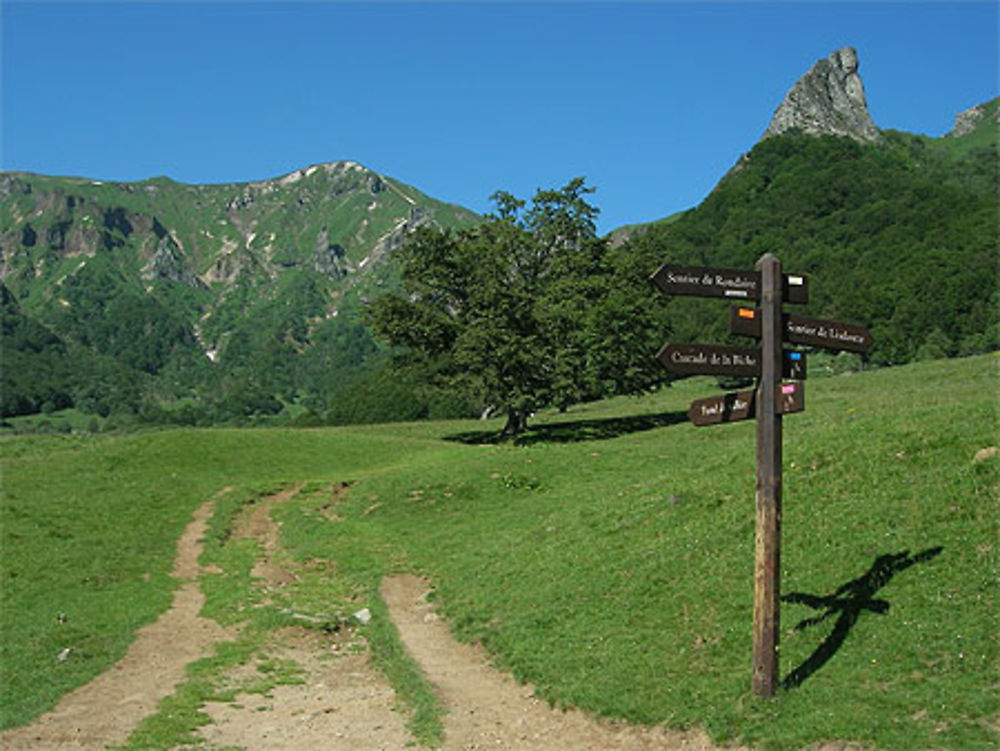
[367,178,667,435]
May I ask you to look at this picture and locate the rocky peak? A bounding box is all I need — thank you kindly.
[946,99,1000,138]
[764,47,880,143]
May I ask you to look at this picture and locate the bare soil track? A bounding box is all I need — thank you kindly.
[381,574,733,751]
[2,487,739,751]
[0,496,235,750]
[198,627,411,751]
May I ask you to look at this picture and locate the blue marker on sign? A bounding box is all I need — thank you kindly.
[782,350,807,380]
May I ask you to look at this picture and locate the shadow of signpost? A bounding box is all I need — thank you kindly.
[781,546,944,689]
[445,409,688,446]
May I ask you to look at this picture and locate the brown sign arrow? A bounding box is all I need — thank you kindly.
[656,342,807,379]
[688,389,755,425]
[729,306,874,353]
[650,264,809,304]
[688,382,805,427]
[657,343,761,377]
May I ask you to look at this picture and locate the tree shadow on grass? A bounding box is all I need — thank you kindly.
[781,546,944,689]
[444,409,689,446]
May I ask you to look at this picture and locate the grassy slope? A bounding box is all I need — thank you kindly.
[0,425,465,728]
[1,354,997,749]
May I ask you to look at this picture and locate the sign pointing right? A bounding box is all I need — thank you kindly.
[729,306,874,353]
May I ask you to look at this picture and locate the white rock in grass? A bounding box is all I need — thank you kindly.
[973,446,998,463]
[353,608,372,625]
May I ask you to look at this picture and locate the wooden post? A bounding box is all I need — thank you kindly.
[753,253,782,697]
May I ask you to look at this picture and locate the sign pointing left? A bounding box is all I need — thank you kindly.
[650,263,809,304]
[688,382,805,427]
[656,343,807,380]
[657,343,761,377]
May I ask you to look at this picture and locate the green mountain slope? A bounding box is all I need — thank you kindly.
[620,98,999,366]
[0,163,480,419]
[939,97,1000,157]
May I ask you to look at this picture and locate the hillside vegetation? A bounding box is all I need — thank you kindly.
[2,99,997,429]
[620,109,999,366]
[0,164,479,422]
[2,354,996,749]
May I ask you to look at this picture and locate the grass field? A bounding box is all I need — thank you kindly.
[1,354,997,749]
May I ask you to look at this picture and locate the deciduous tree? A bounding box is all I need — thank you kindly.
[369,178,664,435]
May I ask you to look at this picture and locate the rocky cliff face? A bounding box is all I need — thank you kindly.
[946,99,1000,137]
[764,47,880,143]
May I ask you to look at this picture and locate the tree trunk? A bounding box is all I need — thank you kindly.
[501,406,529,436]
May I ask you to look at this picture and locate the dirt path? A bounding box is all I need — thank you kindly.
[381,574,735,751]
[0,495,236,751]
[198,628,411,750]
[196,484,412,750]
[3,486,739,751]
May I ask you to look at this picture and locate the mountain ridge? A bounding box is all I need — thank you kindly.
[2,48,996,426]
[0,159,481,420]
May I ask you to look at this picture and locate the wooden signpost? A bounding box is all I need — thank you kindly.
[649,254,872,698]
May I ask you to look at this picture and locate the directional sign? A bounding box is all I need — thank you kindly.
[645,253,874,698]
[778,380,806,414]
[650,264,759,300]
[688,389,755,426]
[784,349,807,381]
[688,382,805,427]
[782,273,809,304]
[656,342,807,379]
[650,264,809,304]
[657,343,761,376]
[784,315,873,353]
[729,306,874,353]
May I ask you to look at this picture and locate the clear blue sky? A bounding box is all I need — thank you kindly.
[3,1,997,234]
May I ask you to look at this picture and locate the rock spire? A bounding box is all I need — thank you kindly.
[764,47,880,143]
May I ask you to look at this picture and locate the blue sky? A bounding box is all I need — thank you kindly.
[2,1,997,233]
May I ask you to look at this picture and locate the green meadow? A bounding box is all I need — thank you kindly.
[1,354,997,750]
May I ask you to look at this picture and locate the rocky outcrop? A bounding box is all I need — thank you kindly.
[314,228,347,278]
[226,189,256,212]
[0,175,31,199]
[142,228,205,289]
[946,100,1000,138]
[764,47,880,143]
[370,205,433,260]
